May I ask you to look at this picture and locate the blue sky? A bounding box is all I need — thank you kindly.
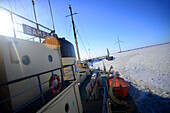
[0,0,170,60]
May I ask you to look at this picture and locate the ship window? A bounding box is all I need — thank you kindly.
[48,55,53,62]
[22,55,31,65]
[65,103,69,112]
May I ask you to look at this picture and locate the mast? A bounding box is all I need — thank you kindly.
[48,0,55,32]
[10,12,16,38]
[67,5,81,66]
[7,0,16,38]
[32,0,41,42]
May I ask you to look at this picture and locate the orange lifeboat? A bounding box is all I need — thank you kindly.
[108,76,130,98]
[43,36,60,49]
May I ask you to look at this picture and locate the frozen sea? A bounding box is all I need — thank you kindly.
[93,43,170,113]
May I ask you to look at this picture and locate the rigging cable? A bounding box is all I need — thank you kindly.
[52,0,69,14]
[76,16,90,47]
[75,27,90,59]
[76,16,100,57]
[52,0,71,37]
[66,24,72,39]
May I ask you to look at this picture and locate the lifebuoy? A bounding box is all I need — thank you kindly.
[49,74,61,95]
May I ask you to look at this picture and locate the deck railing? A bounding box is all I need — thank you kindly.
[0,6,78,112]
[0,64,76,113]
[0,6,53,42]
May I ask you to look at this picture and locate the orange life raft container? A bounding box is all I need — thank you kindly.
[108,76,130,98]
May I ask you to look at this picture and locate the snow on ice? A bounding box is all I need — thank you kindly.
[93,43,170,113]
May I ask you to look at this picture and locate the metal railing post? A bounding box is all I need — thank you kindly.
[37,75,45,105]
[60,68,64,86]
[72,65,76,80]
[102,87,107,113]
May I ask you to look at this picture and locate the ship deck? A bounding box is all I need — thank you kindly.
[81,99,103,113]
[79,74,105,113]
[79,72,139,113]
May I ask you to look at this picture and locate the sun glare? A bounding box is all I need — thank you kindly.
[0,10,14,37]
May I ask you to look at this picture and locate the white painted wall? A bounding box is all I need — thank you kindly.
[0,35,62,110]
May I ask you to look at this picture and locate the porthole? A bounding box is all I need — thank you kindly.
[22,55,31,65]
[48,55,53,62]
[65,103,69,113]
